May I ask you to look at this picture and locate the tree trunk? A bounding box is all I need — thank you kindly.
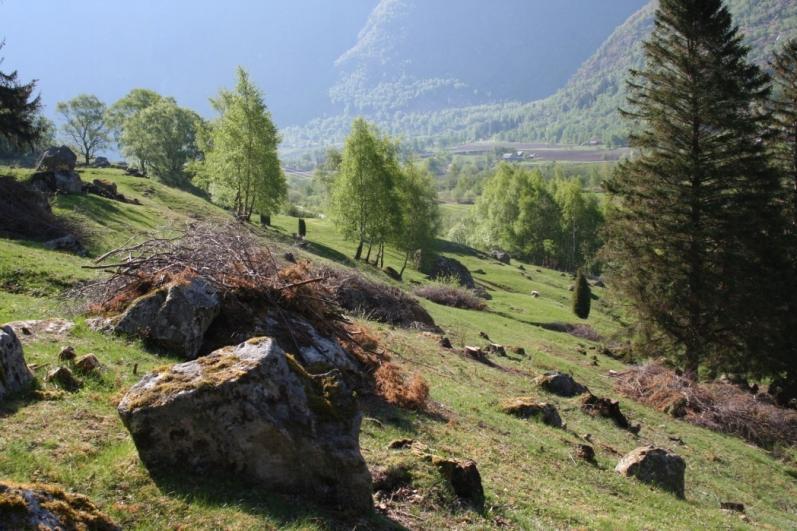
[379,243,385,268]
[354,240,363,261]
[399,250,410,278]
[365,242,373,262]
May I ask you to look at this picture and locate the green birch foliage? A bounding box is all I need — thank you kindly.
[603,0,784,375]
[394,162,441,276]
[56,94,110,165]
[330,118,401,260]
[200,67,285,219]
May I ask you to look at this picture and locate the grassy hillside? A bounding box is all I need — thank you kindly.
[1,168,796,529]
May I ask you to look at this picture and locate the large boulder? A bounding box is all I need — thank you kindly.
[36,145,77,172]
[0,325,35,401]
[93,156,110,168]
[423,255,474,288]
[615,446,686,498]
[117,337,372,512]
[114,277,221,359]
[0,481,119,530]
[534,371,588,397]
[29,170,84,195]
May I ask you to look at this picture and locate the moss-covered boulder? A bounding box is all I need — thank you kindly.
[117,337,372,513]
[500,397,563,428]
[0,481,119,530]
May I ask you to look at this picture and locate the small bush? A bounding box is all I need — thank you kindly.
[572,271,591,319]
[298,218,306,237]
[414,284,486,310]
[375,362,430,410]
[614,362,797,448]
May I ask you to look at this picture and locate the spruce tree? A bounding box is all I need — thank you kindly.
[771,38,797,222]
[0,43,42,146]
[298,218,306,238]
[603,0,784,377]
[572,271,591,320]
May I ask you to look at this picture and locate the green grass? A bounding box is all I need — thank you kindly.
[0,167,795,529]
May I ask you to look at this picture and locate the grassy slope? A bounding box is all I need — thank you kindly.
[0,168,795,529]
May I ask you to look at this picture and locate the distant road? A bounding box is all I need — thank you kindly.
[448,141,630,162]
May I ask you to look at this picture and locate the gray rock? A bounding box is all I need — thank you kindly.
[0,326,35,401]
[114,277,221,359]
[36,145,77,172]
[0,481,120,530]
[53,170,84,194]
[615,446,686,498]
[535,371,589,397]
[93,156,110,168]
[117,337,372,512]
[43,234,87,255]
[490,249,511,264]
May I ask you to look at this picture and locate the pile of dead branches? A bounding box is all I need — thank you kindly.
[614,362,797,448]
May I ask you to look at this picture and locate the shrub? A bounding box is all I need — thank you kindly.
[298,218,306,237]
[572,271,591,319]
[375,362,430,410]
[614,362,797,448]
[414,283,486,310]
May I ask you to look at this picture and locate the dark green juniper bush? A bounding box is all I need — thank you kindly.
[572,271,591,320]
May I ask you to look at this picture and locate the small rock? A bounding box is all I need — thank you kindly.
[501,397,563,428]
[388,438,415,450]
[510,346,526,356]
[383,266,402,281]
[569,285,575,291]
[43,234,87,255]
[615,446,685,498]
[574,444,596,463]
[720,502,745,513]
[531,290,540,298]
[46,366,80,391]
[479,331,491,341]
[439,336,453,349]
[581,393,639,433]
[535,371,588,397]
[58,345,76,361]
[490,249,511,264]
[464,346,489,363]
[432,457,485,509]
[75,354,101,374]
[283,252,296,263]
[485,343,506,356]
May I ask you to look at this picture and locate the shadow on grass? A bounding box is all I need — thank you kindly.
[307,241,356,267]
[150,469,404,530]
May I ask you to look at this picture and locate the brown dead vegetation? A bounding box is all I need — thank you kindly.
[79,223,430,411]
[614,362,797,448]
[413,284,486,311]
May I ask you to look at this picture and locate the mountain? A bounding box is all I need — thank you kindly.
[285,0,797,150]
[329,0,648,115]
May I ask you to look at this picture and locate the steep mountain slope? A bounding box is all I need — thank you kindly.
[285,0,797,150]
[329,0,647,114]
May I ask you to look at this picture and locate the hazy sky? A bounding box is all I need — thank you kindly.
[0,0,376,126]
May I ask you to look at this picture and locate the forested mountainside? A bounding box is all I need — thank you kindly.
[285,0,797,150]
[329,0,647,115]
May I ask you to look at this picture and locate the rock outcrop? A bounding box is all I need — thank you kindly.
[117,337,372,512]
[501,397,563,428]
[114,277,221,359]
[432,457,485,509]
[615,446,686,498]
[490,249,511,264]
[0,481,119,530]
[421,254,475,288]
[535,371,588,397]
[0,325,35,401]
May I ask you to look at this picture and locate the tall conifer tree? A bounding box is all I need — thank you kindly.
[603,0,783,376]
